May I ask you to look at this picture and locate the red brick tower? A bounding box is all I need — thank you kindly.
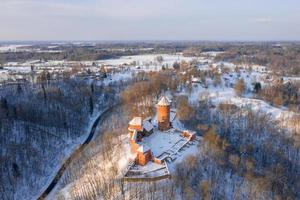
[157,96,171,131]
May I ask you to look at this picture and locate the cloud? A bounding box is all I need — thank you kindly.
[255,17,273,23]
[0,0,184,19]
[0,0,299,40]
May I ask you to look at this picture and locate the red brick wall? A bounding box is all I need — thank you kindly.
[130,141,139,153]
[136,150,152,166]
[190,134,196,141]
[129,124,143,132]
[181,131,189,138]
[153,157,162,164]
[181,131,196,141]
[157,105,170,131]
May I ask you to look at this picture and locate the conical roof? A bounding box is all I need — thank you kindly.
[157,96,171,106]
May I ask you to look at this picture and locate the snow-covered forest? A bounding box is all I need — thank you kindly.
[0,77,128,199]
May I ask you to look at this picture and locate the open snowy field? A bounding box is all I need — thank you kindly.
[0,44,32,52]
[98,53,199,69]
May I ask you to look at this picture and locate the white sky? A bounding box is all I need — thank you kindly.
[0,0,300,41]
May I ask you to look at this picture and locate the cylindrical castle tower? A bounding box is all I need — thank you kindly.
[157,96,171,131]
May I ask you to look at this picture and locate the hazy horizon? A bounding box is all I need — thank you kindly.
[1,40,300,44]
[1,0,300,41]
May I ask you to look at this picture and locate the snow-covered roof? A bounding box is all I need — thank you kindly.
[190,131,196,136]
[143,120,154,132]
[143,116,152,122]
[131,130,138,141]
[191,77,201,83]
[129,117,142,126]
[157,96,171,106]
[137,145,151,153]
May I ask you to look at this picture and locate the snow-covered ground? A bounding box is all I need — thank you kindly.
[46,134,135,200]
[201,51,224,57]
[0,53,201,84]
[48,95,200,199]
[101,52,300,139]
[140,129,184,157]
[102,70,134,85]
[98,53,198,70]
[32,101,110,200]
[0,44,64,53]
[187,67,300,135]
[2,53,198,69]
[0,44,32,52]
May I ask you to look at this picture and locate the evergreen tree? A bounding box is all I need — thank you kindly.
[254,82,262,93]
[89,96,94,115]
[17,84,22,94]
[42,84,47,103]
[91,83,94,93]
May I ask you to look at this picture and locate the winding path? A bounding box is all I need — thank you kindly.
[37,106,115,200]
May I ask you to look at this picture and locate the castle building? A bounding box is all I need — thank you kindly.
[128,116,154,165]
[136,145,152,166]
[128,96,174,166]
[157,96,171,131]
[128,117,143,153]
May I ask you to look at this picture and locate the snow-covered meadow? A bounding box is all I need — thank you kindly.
[98,53,200,70]
[0,44,32,53]
[186,65,300,136]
